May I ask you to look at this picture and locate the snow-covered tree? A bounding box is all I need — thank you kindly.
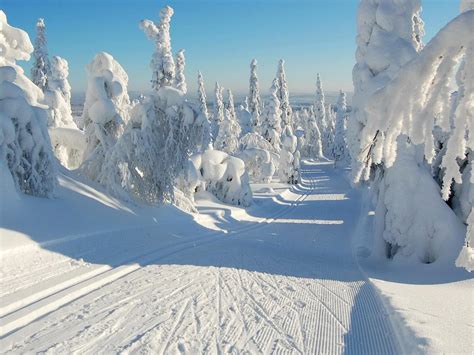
[215,89,240,154]
[215,107,240,154]
[99,86,202,204]
[30,18,51,92]
[333,90,349,166]
[248,59,262,131]
[315,73,331,157]
[261,78,282,151]
[0,11,57,197]
[45,56,75,128]
[305,106,324,160]
[174,49,187,93]
[140,5,175,90]
[81,52,131,181]
[348,0,473,266]
[211,82,224,143]
[276,59,292,129]
[226,88,237,123]
[198,71,212,150]
[279,126,299,184]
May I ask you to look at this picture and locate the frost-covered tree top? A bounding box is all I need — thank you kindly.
[140,5,175,90]
[248,59,262,128]
[31,18,51,92]
[0,11,33,64]
[174,49,187,93]
[314,73,327,131]
[197,71,208,118]
[226,88,236,122]
[276,59,292,128]
[349,0,426,179]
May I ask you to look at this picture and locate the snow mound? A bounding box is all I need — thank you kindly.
[190,149,252,207]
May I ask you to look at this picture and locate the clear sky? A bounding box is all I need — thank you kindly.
[2,0,460,96]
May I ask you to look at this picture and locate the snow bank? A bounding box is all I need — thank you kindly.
[189,149,252,207]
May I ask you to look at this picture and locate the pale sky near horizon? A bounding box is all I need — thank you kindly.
[2,0,460,96]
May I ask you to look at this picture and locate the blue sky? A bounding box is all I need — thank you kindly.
[3,0,459,96]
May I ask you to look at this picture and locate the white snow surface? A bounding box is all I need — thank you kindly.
[1,161,471,354]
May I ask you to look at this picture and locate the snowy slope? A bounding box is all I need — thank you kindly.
[0,162,472,354]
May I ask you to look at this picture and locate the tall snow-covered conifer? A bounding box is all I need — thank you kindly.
[276,59,292,129]
[315,74,331,157]
[31,18,51,92]
[174,49,187,93]
[211,82,225,144]
[333,90,349,166]
[261,79,282,151]
[140,6,175,90]
[248,59,262,131]
[198,71,212,149]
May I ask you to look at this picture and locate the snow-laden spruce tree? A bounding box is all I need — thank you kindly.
[98,5,203,205]
[99,86,202,204]
[140,5,175,90]
[211,82,224,143]
[45,56,75,128]
[0,11,57,197]
[333,90,349,166]
[261,78,282,151]
[174,49,187,94]
[305,106,324,160]
[248,59,262,131]
[81,52,131,181]
[225,88,237,124]
[314,73,331,157]
[279,125,299,184]
[30,18,51,92]
[276,59,292,129]
[215,107,240,154]
[198,71,212,150]
[349,0,472,266]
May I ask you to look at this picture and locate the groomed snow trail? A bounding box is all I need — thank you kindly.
[0,162,401,354]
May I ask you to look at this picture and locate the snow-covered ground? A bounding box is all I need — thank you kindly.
[0,161,472,354]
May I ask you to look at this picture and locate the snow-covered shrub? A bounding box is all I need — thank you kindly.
[99,87,201,204]
[279,126,299,184]
[30,18,51,92]
[333,90,350,166]
[237,133,278,183]
[174,49,186,93]
[261,78,282,151]
[190,149,252,206]
[81,52,131,181]
[140,5,175,90]
[276,59,292,129]
[0,11,56,197]
[248,59,262,131]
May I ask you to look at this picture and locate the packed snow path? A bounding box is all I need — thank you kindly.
[0,162,401,354]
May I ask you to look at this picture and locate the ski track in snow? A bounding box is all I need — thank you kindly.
[0,162,401,354]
